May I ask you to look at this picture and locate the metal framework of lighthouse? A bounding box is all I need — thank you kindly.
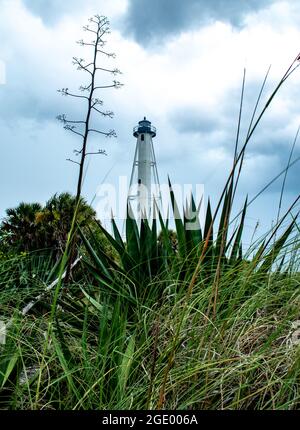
[128,117,162,221]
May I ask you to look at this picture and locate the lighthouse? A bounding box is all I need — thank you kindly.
[128,117,161,221]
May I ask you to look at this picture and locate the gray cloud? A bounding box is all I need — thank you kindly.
[22,0,103,24]
[171,99,299,159]
[167,75,300,196]
[23,0,81,24]
[170,108,220,134]
[124,0,278,46]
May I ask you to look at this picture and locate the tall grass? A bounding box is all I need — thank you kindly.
[0,251,299,409]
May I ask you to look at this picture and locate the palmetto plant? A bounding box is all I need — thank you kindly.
[1,203,44,252]
[43,193,96,256]
[0,193,96,258]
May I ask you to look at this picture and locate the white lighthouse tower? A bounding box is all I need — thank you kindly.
[128,117,161,222]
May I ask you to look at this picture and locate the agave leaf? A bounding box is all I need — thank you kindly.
[80,287,112,319]
[184,193,202,255]
[215,182,233,259]
[140,217,152,279]
[238,243,243,261]
[94,220,125,255]
[45,254,63,284]
[82,265,138,304]
[259,220,295,273]
[93,220,136,272]
[111,216,125,249]
[203,199,214,260]
[229,196,248,264]
[165,206,170,231]
[191,193,203,244]
[168,177,186,257]
[157,206,173,256]
[150,209,160,274]
[86,225,125,274]
[276,254,286,273]
[225,225,238,253]
[215,191,228,259]
[126,203,140,263]
[151,208,158,258]
[78,226,112,281]
[80,259,113,288]
[252,241,266,269]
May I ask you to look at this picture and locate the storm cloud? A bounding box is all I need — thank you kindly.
[168,74,300,186]
[22,0,87,24]
[170,108,220,135]
[124,0,278,45]
[21,0,125,25]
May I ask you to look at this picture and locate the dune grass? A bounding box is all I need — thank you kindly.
[0,248,299,410]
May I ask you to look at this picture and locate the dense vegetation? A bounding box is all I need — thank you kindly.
[0,193,95,257]
[0,177,299,410]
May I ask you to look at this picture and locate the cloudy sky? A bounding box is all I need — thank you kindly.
[0,0,300,241]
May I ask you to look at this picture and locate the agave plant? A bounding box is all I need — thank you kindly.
[79,173,296,312]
